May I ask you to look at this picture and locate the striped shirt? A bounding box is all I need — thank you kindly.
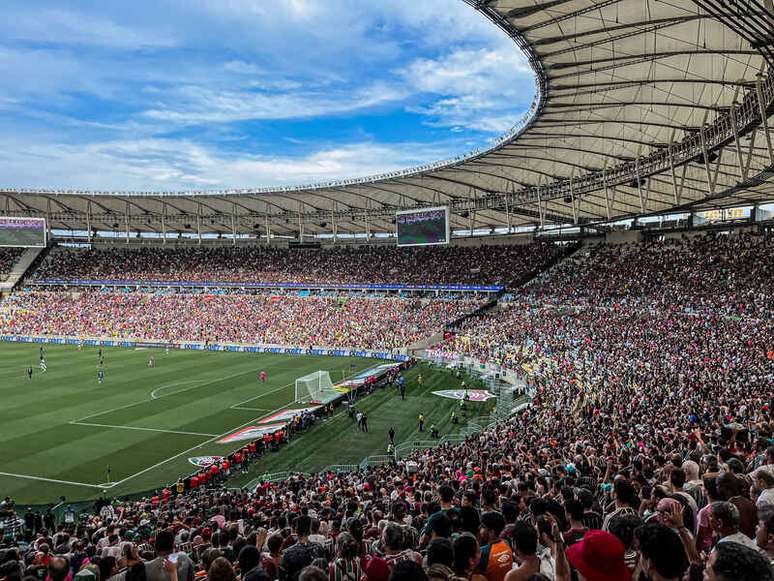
[582,510,603,530]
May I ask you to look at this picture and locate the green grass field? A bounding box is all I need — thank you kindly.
[0,343,482,505]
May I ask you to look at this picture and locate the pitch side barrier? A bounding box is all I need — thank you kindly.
[0,334,409,362]
[31,279,504,293]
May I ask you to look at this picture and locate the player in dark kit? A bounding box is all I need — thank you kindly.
[26,366,33,379]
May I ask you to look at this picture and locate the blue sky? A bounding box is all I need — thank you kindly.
[0,0,535,191]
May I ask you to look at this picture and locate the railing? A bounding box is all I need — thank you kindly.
[243,471,309,489]
[359,455,395,469]
[326,464,360,473]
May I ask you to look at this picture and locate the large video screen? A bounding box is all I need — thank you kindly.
[396,206,450,247]
[0,217,47,247]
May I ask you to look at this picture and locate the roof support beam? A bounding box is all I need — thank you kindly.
[757,76,774,164]
[521,0,624,33]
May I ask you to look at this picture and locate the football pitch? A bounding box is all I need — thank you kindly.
[0,343,479,505]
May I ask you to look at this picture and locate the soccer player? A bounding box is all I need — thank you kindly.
[417,373,423,387]
[39,358,47,373]
[260,369,267,383]
[418,412,425,432]
[97,369,104,384]
[148,356,155,368]
[26,366,33,380]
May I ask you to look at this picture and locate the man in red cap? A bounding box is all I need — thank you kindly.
[564,530,631,581]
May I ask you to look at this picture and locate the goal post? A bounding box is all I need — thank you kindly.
[294,370,339,404]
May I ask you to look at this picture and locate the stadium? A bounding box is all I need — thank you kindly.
[0,1,773,580]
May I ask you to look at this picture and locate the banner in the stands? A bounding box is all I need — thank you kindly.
[0,335,408,361]
[32,278,503,292]
[258,407,319,424]
[432,389,496,401]
[337,363,403,390]
[188,456,224,468]
[218,424,286,444]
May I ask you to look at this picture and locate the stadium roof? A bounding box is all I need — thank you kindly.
[2,0,774,237]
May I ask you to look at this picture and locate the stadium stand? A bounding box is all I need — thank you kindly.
[0,291,482,351]
[32,243,561,288]
[0,247,24,282]
[524,232,774,317]
[0,230,772,581]
[1,0,774,574]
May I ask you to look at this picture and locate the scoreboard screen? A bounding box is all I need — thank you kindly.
[0,217,47,247]
[396,206,450,247]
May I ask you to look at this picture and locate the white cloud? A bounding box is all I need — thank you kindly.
[0,136,459,191]
[401,46,536,133]
[142,80,409,125]
[0,8,177,49]
[0,0,537,190]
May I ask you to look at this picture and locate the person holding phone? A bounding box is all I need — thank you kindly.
[145,531,193,581]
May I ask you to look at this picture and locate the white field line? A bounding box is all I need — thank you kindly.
[150,379,210,400]
[229,381,295,409]
[72,398,149,424]
[231,406,273,412]
[107,369,362,488]
[104,397,303,488]
[0,471,107,489]
[69,421,217,437]
[73,368,261,423]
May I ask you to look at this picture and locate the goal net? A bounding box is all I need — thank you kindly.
[294,370,339,404]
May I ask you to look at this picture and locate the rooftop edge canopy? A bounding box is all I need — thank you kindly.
[1,0,774,237]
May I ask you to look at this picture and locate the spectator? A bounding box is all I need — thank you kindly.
[704,541,774,581]
[328,532,361,581]
[565,531,631,581]
[236,546,269,581]
[505,522,540,580]
[205,559,234,581]
[634,524,688,581]
[280,516,324,581]
[478,513,511,581]
[711,502,761,552]
[425,538,455,581]
[145,531,194,581]
[452,534,485,581]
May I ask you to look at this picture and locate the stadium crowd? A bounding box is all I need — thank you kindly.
[0,248,23,282]
[0,291,480,351]
[525,232,774,316]
[32,244,562,288]
[0,230,772,581]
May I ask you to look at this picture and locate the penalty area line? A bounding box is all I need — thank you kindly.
[69,421,218,437]
[0,471,107,489]
[106,396,306,489]
[150,378,211,400]
[229,380,295,409]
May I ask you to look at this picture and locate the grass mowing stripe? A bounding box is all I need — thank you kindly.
[73,365,264,423]
[0,343,411,503]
